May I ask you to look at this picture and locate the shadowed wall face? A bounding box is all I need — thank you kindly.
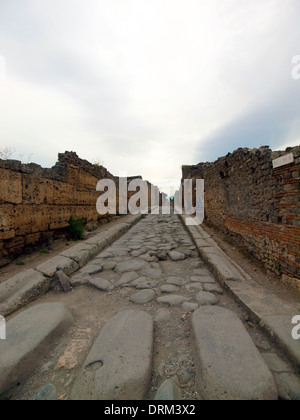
[182,146,300,295]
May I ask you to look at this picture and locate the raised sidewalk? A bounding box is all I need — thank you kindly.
[0,215,141,317]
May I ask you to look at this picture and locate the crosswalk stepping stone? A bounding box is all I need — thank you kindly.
[0,303,73,398]
[191,306,278,400]
[71,310,154,400]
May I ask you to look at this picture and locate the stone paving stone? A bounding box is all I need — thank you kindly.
[160,284,180,294]
[182,302,199,312]
[196,291,219,306]
[71,310,154,400]
[130,290,156,304]
[185,283,203,292]
[89,278,114,292]
[157,295,191,307]
[79,264,103,275]
[168,251,186,261]
[191,306,278,400]
[116,272,139,287]
[115,259,147,273]
[142,266,163,279]
[135,280,159,290]
[203,283,223,294]
[166,277,187,286]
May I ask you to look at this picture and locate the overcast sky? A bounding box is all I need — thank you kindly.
[0,0,299,191]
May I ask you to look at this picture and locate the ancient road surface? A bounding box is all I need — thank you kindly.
[3,213,300,400]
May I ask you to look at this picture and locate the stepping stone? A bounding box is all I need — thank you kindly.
[115,260,147,273]
[196,291,219,306]
[130,290,156,304]
[157,295,191,307]
[167,277,186,287]
[155,379,182,400]
[0,269,51,317]
[191,306,278,400]
[89,278,114,292]
[182,302,199,312]
[116,272,139,287]
[80,264,103,275]
[160,285,180,294]
[71,310,154,400]
[0,303,73,397]
[168,251,186,261]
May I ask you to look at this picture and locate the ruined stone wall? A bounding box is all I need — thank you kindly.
[0,152,118,260]
[182,146,300,294]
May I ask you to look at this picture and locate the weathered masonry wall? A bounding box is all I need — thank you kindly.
[0,152,119,260]
[182,146,300,295]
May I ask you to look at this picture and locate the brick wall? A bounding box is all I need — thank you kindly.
[182,146,300,295]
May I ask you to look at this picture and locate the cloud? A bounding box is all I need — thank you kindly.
[0,0,299,190]
[196,81,300,162]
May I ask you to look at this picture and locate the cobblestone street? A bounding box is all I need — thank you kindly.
[2,213,299,400]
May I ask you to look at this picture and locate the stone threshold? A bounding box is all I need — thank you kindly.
[180,214,300,374]
[0,215,142,318]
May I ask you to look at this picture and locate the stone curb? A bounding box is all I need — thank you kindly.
[180,214,300,373]
[0,215,142,317]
